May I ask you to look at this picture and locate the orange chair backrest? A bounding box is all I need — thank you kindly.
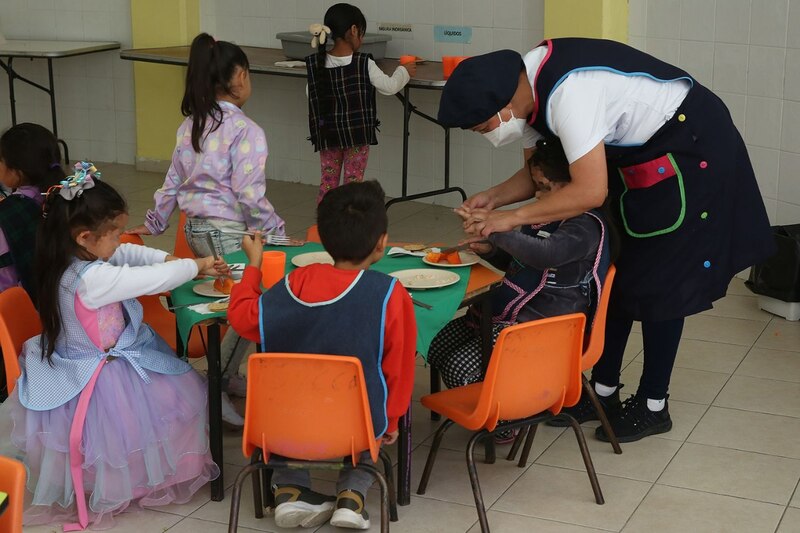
[0,455,25,533]
[120,233,145,246]
[0,287,41,394]
[470,314,586,430]
[243,353,380,466]
[305,224,321,243]
[173,212,195,259]
[582,264,616,372]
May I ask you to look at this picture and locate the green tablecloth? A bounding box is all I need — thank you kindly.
[171,243,470,358]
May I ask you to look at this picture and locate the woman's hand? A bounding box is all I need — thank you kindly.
[462,209,520,237]
[461,190,496,211]
[125,224,152,236]
[194,256,219,277]
[242,231,264,268]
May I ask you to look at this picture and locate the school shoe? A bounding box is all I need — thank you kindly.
[221,391,244,428]
[329,490,370,530]
[547,383,623,427]
[226,373,248,398]
[596,394,672,443]
[273,485,336,528]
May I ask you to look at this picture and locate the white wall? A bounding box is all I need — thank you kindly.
[0,0,135,165]
[629,0,800,226]
[201,0,545,204]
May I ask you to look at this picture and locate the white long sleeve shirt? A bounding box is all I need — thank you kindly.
[306,54,411,96]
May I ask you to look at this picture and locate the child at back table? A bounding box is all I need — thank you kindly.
[0,123,65,300]
[306,3,416,203]
[129,33,285,419]
[228,181,416,530]
[0,163,222,529]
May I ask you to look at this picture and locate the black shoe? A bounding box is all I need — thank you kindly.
[595,394,672,443]
[273,484,335,528]
[547,383,622,427]
[330,490,370,530]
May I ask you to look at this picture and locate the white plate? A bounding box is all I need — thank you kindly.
[228,263,245,280]
[291,251,334,267]
[389,268,460,290]
[192,279,236,298]
[422,251,479,268]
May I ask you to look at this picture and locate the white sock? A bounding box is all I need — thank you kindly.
[594,382,617,397]
[647,398,666,412]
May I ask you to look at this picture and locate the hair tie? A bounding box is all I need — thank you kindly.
[57,161,100,201]
[49,162,61,170]
[309,23,331,49]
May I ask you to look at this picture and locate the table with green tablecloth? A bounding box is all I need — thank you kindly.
[168,242,501,505]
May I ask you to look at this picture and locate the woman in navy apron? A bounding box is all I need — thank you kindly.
[436,38,776,443]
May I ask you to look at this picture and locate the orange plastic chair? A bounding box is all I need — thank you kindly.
[119,234,214,358]
[417,314,603,533]
[0,287,41,395]
[228,353,397,532]
[305,224,321,243]
[173,211,196,259]
[0,456,25,533]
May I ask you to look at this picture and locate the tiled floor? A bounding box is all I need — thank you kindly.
[25,163,800,532]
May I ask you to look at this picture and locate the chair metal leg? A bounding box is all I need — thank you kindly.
[379,448,398,522]
[583,376,622,455]
[564,413,604,505]
[483,437,496,464]
[429,366,442,421]
[250,452,264,519]
[262,466,274,509]
[466,431,491,533]
[228,463,260,533]
[417,419,454,494]
[517,424,538,468]
[505,426,528,461]
[358,464,391,533]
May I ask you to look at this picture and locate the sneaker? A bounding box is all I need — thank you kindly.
[494,427,520,445]
[547,383,622,427]
[595,394,672,443]
[329,490,370,530]
[221,391,244,428]
[273,485,336,528]
[226,373,248,398]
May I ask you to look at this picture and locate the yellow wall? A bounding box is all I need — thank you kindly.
[130,0,199,165]
[544,0,628,43]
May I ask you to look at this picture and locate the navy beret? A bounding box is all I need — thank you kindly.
[437,49,525,128]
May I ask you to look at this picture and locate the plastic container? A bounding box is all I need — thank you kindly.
[756,295,800,321]
[442,56,469,79]
[276,31,391,60]
[746,223,800,320]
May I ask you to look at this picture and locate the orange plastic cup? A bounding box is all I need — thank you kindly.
[399,55,417,65]
[261,251,286,289]
[442,56,469,79]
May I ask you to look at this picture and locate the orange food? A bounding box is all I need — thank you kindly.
[213,277,235,295]
[425,252,443,263]
[445,252,462,264]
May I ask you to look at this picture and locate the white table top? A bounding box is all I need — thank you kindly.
[0,40,120,58]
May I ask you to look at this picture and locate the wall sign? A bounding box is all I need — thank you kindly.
[434,25,472,44]
[377,22,413,40]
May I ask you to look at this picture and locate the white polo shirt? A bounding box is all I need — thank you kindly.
[521,46,691,164]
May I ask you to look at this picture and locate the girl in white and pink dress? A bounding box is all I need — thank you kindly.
[0,163,223,529]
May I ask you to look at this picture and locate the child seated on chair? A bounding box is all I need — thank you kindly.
[228,180,416,530]
[428,138,611,442]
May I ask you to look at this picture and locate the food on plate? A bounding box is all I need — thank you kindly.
[404,243,427,251]
[213,277,235,295]
[208,300,230,312]
[425,251,462,265]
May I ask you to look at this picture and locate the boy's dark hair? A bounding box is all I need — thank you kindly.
[317,180,387,262]
[182,33,250,152]
[0,123,66,189]
[529,137,571,183]
[36,179,127,363]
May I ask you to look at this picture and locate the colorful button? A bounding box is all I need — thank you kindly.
[658,166,665,174]
[678,114,686,122]
[703,260,711,268]
[700,161,708,169]
[701,211,708,219]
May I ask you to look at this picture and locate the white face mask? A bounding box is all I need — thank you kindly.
[482,110,527,148]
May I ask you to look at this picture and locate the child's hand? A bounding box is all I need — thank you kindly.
[402,62,417,77]
[460,236,492,255]
[213,258,231,277]
[381,430,399,445]
[242,231,264,267]
[195,256,219,277]
[126,224,152,235]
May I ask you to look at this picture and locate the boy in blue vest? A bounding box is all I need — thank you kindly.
[228,180,417,530]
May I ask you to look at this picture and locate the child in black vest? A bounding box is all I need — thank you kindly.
[0,123,65,300]
[427,138,610,442]
[306,3,416,204]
